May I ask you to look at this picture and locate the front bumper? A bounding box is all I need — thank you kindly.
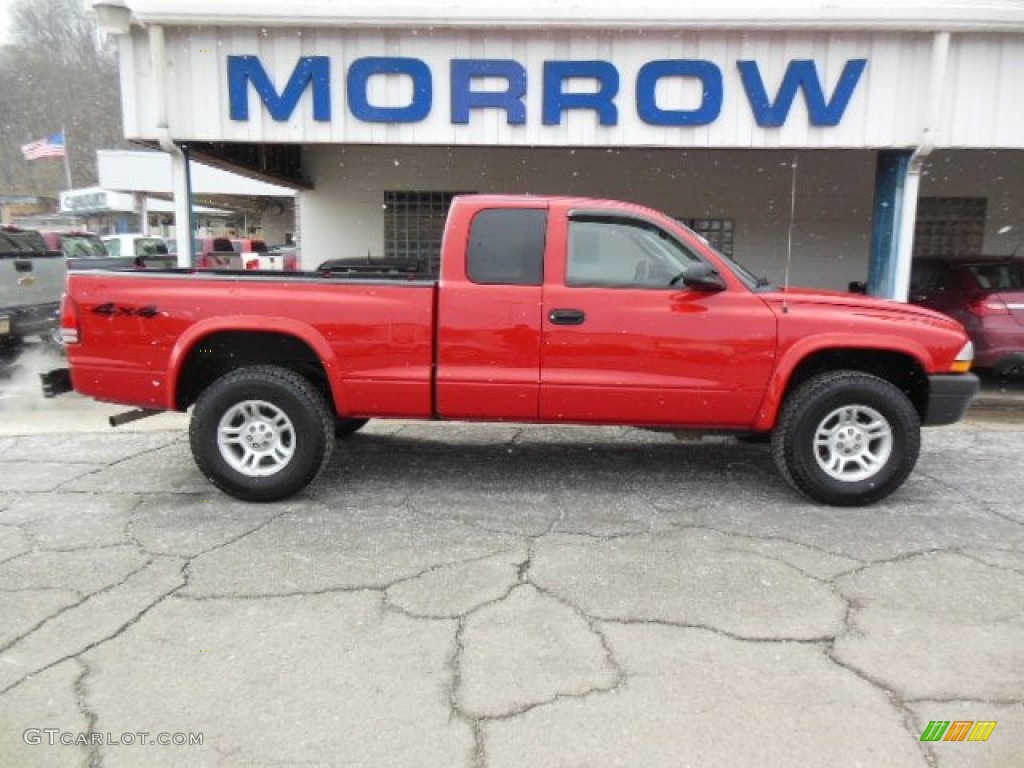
[924,373,980,426]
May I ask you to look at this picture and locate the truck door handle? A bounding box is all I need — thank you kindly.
[548,309,586,325]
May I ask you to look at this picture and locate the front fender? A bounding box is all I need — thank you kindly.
[751,334,933,432]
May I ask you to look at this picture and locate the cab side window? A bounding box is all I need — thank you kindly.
[467,209,546,286]
[567,217,700,288]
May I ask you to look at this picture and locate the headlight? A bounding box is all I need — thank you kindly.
[950,341,974,373]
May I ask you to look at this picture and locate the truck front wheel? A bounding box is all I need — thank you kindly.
[771,371,921,506]
[190,365,334,502]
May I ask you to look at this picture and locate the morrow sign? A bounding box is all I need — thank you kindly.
[227,56,868,128]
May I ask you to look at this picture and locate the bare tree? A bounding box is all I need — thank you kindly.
[0,0,127,196]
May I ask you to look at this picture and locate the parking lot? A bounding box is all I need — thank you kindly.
[0,345,1022,767]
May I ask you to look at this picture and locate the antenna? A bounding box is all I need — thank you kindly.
[782,152,798,313]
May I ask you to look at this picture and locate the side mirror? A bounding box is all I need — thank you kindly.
[676,262,726,292]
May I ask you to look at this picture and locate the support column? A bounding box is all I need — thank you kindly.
[867,150,911,299]
[134,192,149,235]
[170,148,193,268]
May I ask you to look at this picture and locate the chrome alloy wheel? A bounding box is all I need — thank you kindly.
[813,405,893,483]
[216,400,296,477]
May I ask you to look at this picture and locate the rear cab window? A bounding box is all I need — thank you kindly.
[466,209,546,285]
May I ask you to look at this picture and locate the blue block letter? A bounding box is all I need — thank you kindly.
[543,61,619,126]
[636,60,723,126]
[738,59,867,127]
[347,57,432,123]
[228,56,331,122]
[451,60,527,125]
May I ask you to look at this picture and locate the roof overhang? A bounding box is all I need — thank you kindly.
[90,0,1024,33]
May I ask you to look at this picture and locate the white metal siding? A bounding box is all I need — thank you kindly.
[943,34,1024,148]
[119,27,1024,150]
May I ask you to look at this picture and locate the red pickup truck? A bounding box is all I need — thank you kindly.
[45,195,978,506]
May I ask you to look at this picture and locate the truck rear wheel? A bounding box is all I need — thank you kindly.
[190,365,334,502]
[771,371,920,506]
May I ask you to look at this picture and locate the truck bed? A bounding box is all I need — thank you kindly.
[64,268,438,416]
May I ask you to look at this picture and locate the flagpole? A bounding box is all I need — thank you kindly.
[62,126,73,190]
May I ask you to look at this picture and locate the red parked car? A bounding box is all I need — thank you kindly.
[910,256,1024,376]
[232,238,299,271]
[194,237,239,269]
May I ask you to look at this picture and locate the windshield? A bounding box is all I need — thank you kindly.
[62,235,108,258]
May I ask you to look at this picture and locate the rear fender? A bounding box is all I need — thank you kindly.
[166,316,343,412]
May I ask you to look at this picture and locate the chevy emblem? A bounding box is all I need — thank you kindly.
[18,275,36,287]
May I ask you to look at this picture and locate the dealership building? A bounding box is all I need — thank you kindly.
[91,0,1024,296]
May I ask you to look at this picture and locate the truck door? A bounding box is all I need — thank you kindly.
[435,207,547,420]
[540,210,777,427]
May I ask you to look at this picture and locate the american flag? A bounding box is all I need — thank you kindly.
[21,132,66,160]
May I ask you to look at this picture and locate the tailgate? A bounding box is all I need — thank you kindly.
[0,252,66,311]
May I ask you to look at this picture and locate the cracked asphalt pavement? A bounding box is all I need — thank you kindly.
[0,382,1022,765]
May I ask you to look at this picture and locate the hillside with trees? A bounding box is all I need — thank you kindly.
[0,0,128,197]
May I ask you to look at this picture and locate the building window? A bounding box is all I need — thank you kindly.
[678,218,735,258]
[384,191,470,274]
[914,197,987,258]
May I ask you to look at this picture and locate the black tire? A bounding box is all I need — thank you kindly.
[335,417,369,438]
[771,371,921,506]
[189,365,334,502]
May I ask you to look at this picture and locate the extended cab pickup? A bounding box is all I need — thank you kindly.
[47,195,979,505]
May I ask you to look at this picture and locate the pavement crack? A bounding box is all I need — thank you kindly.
[951,548,1024,576]
[74,658,102,768]
[517,541,534,583]
[916,469,1024,529]
[906,695,1024,706]
[0,558,156,655]
[0,549,33,568]
[445,613,485,767]
[652,516,871,569]
[176,585,383,601]
[50,437,182,493]
[0,559,188,697]
[598,616,835,645]
[828,548,947,581]
[824,601,934,768]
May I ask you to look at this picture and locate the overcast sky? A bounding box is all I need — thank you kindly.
[0,0,12,46]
